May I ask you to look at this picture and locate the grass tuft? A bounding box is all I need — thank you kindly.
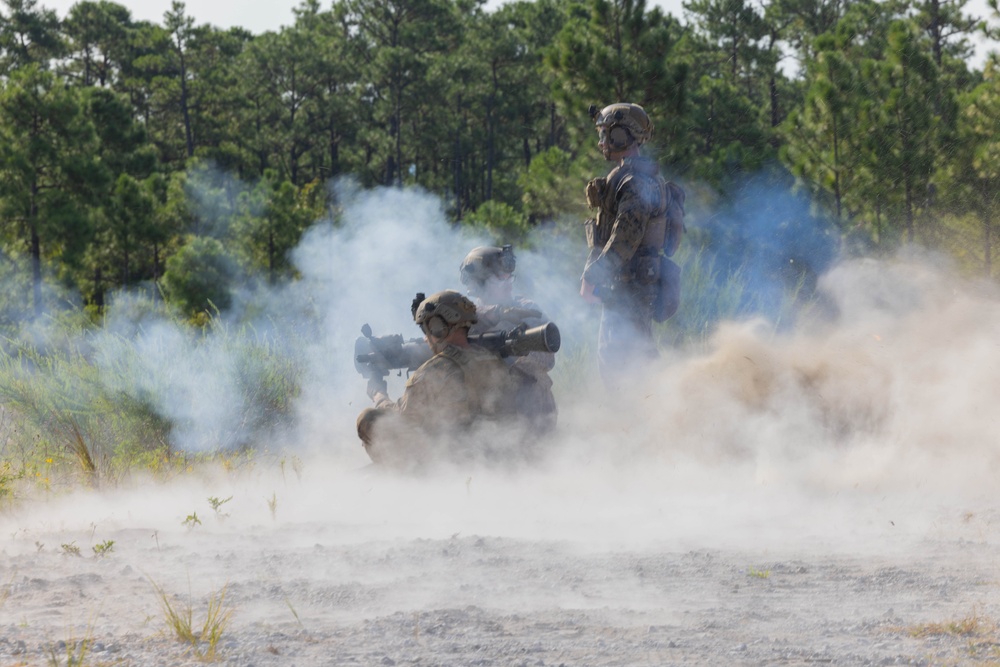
[266,493,277,520]
[0,572,12,610]
[207,496,232,517]
[91,540,115,558]
[908,613,997,638]
[45,638,90,667]
[150,579,233,661]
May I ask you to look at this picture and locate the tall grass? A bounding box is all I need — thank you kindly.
[552,244,816,389]
[0,311,304,499]
[0,236,819,496]
[656,244,811,349]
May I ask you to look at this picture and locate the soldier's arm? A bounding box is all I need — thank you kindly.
[513,349,555,375]
[372,394,397,410]
[582,178,650,286]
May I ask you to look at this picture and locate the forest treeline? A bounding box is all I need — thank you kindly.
[0,0,998,321]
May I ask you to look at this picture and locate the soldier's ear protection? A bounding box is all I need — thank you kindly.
[413,292,447,337]
[608,125,632,150]
[423,315,449,339]
[592,105,633,151]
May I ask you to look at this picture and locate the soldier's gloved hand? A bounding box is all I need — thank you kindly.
[504,306,542,321]
[475,304,501,326]
[478,304,542,327]
[366,377,388,402]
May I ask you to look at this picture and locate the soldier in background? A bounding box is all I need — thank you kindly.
[580,102,685,390]
[357,290,520,470]
[460,245,557,434]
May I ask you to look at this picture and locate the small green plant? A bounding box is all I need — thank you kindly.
[207,495,232,518]
[279,456,303,482]
[284,597,303,627]
[747,566,771,579]
[92,540,115,558]
[61,542,82,557]
[150,580,234,660]
[266,493,277,520]
[0,460,25,502]
[46,635,91,667]
[182,512,202,529]
[1,573,13,610]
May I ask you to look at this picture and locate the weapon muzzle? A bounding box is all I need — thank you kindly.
[507,322,561,356]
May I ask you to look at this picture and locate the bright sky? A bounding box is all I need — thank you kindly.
[37,0,998,65]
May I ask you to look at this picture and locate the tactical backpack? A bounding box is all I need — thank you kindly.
[655,180,685,323]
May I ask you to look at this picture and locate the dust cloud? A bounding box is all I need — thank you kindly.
[5,185,1000,667]
[4,182,999,570]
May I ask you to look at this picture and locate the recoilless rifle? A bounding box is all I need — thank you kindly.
[354,320,561,382]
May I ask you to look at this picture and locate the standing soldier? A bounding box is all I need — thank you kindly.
[357,290,520,470]
[580,102,685,389]
[460,245,557,435]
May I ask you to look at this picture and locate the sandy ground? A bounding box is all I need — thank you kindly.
[5,257,1000,666]
[2,452,1000,667]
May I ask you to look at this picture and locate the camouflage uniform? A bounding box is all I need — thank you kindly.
[584,155,681,387]
[470,296,557,435]
[357,343,520,470]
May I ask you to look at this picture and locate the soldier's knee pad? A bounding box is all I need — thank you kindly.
[356,408,386,446]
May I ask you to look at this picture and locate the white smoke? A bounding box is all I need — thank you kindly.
[5,177,999,561]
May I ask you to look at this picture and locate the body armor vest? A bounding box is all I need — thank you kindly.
[585,158,685,261]
[440,345,518,420]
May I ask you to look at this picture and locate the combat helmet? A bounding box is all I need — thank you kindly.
[590,102,653,151]
[459,245,516,291]
[412,290,478,338]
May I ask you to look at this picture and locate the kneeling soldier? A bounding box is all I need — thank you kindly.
[357,290,520,470]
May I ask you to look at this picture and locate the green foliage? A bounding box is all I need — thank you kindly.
[546,0,686,150]
[0,0,995,498]
[92,539,115,557]
[654,243,810,348]
[0,460,25,503]
[0,0,65,69]
[0,334,172,487]
[231,175,325,281]
[519,147,591,225]
[159,236,238,319]
[0,64,108,315]
[207,495,232,517]
[463,200,530,245]
[0,0,990,313]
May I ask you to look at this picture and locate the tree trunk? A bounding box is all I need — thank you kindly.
[30,182,42,318]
